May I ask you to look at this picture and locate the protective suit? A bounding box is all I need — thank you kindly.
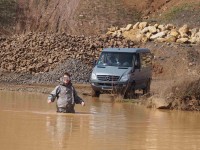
[48,82,84,113]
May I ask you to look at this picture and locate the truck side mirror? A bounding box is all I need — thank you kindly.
[135,61,140,69]
[134,53,140,69]
[92,60,97,66]
[131,62,140,73]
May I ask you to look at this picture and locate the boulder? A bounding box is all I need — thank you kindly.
[165,35,177,42]
[190,28,199,37]
[48,58,53,64]
[132,22,140,29]
[189,37,197,44]
[158,25,166,31]
[125,24,133,31]
[179,24,189,38]
[156,38,166,42]
[138,22,148,29]
[176,38,189,43]
[148,26,157,34]
[154,24,159,28]
[147,96,169,109]
[141,27,149,34]
[150,31,166,40]
[170,29,179,38]
[146,32,152,39]
[122,29,143,42]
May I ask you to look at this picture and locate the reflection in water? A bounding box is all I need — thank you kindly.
[46,115,74,149]
[1,91,200,150]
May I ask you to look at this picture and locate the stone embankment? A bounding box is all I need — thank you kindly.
[107,22,200,44]
[0,32,134,84]
[0,32,134,74]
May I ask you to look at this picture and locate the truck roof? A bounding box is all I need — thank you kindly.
[102,48,150,53]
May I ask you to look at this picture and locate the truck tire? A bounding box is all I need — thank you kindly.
[123,85,135,99]
[143,79,151,95]
[91,89,100,97]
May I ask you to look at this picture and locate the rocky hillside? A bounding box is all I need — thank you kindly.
[1,0,200,35]
[0,33,133,74]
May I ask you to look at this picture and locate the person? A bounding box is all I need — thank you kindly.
[107,55,118,65]
[47,72,85,113]
[119,54,133,67]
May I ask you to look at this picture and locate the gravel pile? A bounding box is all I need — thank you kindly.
[0,32,135,84]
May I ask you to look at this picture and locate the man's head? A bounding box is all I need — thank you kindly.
[63,72,71,84]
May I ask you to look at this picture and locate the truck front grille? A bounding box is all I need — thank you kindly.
[97,75,120,81]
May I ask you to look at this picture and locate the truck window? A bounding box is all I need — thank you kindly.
[97,52,136,67]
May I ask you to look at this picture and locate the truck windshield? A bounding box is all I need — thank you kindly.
[97,52,135,67]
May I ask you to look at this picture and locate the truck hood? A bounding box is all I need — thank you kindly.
[93,65,132,77]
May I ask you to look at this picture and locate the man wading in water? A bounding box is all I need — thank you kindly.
[47,72,85,113]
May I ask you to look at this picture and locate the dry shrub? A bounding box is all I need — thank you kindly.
[165,77,200,111]
[171,78,200,100]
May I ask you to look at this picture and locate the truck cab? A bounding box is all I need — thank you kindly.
[90,48,153,98]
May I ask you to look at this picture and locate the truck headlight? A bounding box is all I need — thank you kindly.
[120,74,130,81]
[91,73,97,80]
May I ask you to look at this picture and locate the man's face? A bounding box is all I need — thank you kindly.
[63,75,70,84]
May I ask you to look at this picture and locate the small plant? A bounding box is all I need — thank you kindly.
[0,0,17,27]
[161,3,194,23]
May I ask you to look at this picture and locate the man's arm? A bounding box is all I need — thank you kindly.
[73,88,85,106]
[47,86,60,103]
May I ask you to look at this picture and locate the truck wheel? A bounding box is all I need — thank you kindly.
[91,89,100,97]
[143,79,151,95]
[124,90,136,99]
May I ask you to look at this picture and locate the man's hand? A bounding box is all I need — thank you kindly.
[81,101,85,106]
[47,99,52,104]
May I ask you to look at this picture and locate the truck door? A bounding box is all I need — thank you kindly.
[132,53,143,89]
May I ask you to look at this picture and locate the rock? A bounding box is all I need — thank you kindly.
[132,22,140,29]
[122,29,143,42]
[190,28,199,37]
[120,28,126,32]
[141,27,149,34]
[158,25,166,31]
[108,26,118,32]
[189,37,197,44]
[138,22,148,29]
[112,30,122,37]
[165,35,177,42]
[156,38,166,42]
[125,24,133,31]
[8,64,15,71]
[195,31,200,38]
[170,29,179,38]
[179,24,189,38]
[146,32,152,39]
[176,38,189,43]
[166,24,175,30]
[150,31,166,40]
[48,58,53,64]
[147,96,169,109]
[154,24,159,28]
[148,26,157,34]
[141,36,148,43]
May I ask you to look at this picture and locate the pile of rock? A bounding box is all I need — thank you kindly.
[107,22,200,44]
[0,32,134,74]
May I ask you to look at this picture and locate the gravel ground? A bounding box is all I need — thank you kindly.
[0,59,92,85]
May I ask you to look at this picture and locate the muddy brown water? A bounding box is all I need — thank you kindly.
[1,91,200,150]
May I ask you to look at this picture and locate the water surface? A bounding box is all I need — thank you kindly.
[0,91,200,150]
